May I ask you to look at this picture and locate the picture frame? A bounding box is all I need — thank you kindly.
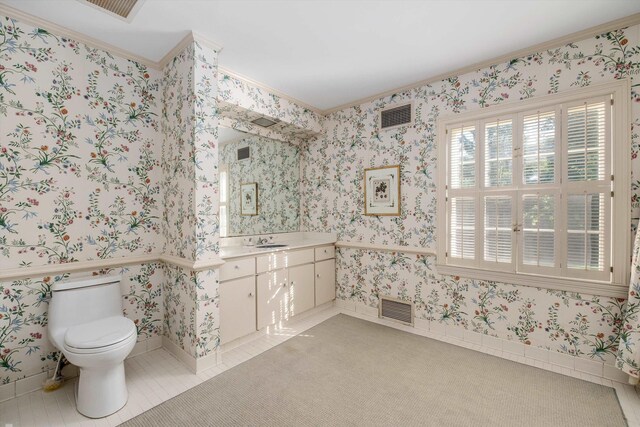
[240,182,258,216]
[364,165,400,216]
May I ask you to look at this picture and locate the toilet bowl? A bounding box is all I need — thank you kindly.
[48,275,137,418]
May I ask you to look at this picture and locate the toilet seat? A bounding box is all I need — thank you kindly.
[64,316,136,354]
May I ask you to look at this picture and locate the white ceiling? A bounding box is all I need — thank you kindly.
[3,0,640,111]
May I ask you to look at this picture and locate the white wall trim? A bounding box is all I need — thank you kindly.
[161,336,197,373]
[0,253,162,281]
[191,257,227,271]
[0,253,225,281]
[336,241,436,256]
[161,336,220,373]
[157,31,223,69]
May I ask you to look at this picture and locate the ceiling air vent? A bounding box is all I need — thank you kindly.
[379,297,414,326]
[251,117,279,128]
[380,103,412,130]
[80,0,143,21]
[237,146,250,161]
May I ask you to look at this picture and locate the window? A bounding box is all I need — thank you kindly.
[437,81,630,297]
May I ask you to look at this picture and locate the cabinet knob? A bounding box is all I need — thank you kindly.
[324,249,327,253]
[234,265,239,270]
[248,292,253,297]
[316,274,320,278]
[290,281,294,285]
[282,283,287,287]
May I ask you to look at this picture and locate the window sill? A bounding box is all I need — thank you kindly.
[435,264,628,298]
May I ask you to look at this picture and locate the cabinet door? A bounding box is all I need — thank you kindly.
[220,276,256,344]
[315,259,336,306]
[289,263,315,316]
[257,269,289,330]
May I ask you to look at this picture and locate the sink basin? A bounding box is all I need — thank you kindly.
[256,244,288,248]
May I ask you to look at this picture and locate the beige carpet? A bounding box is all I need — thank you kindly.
[121,314,626,427]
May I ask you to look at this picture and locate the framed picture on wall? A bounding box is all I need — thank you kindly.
[240,182,258,216]
[364,165,400,216]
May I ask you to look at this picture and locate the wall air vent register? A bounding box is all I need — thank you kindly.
[380,103,412,130]
[379,296,414,326]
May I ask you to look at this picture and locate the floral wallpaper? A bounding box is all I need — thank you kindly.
[302,26,640,364]
[161,40,220,359]
[618,228,640,376]
[220,135,300,236]
[0,15,165,384]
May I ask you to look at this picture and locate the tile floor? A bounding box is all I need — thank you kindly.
[1,306,639,426]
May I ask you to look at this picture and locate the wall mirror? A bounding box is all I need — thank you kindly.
[219,126,301,237]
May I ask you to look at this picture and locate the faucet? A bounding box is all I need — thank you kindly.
[256,236,273,245]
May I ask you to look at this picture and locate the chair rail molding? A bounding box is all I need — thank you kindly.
[0,253,225,281]
[336,241,436,256]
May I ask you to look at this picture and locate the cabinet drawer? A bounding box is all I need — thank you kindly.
[315,245,335,261]
[256,248,314,273]
[220,258,256,282]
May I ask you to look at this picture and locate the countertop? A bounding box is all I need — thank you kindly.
[220,236,337,260]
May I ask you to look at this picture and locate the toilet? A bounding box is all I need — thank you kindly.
[48,275,137,418]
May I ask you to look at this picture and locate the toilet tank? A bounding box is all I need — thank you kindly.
[49,275,124,348]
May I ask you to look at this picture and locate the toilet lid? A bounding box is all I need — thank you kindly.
[64,316,136,350]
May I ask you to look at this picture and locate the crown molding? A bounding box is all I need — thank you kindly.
[157,31,224,69]
[321,12,640,115]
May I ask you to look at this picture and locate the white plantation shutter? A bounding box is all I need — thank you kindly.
[563,97,610,281]
[450,197,476,260]
[449,125,477,189]
[483,195,513,266]
[442,89,620,290]
[566,100,607,182]
[567,194,606,270]
[522,110,557,185]
[484,119,513,188]
[519,192,559,274]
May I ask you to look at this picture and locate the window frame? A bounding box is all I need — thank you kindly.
[436,80,631,298]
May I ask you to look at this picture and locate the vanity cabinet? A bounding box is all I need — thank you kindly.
[256,249,315,329]
[221,243,336,344]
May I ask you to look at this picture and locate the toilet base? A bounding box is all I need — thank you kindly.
[76,363,128,418]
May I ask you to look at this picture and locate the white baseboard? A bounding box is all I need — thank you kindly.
[195,350,220,372]
[338,300,632,385]
[161,336,198,373]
